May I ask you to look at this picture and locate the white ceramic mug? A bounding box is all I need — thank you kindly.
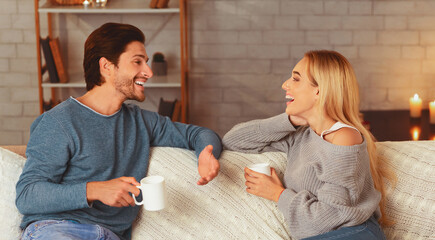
[247,163,271,176]
[132,175,167,211]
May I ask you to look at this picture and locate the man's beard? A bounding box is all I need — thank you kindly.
[115,77,146,102]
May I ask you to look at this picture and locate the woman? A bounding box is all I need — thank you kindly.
[222,50,393,240]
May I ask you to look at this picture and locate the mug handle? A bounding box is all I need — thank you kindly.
[131,185,144,205]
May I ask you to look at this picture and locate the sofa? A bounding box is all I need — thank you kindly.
[0,141,434,240]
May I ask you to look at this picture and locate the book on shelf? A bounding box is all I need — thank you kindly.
[49,37,68,83]
[40,36,60,83]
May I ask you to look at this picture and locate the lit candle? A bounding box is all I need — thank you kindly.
[409,94,422,118]
[430,100,435,124]
[410,126,421,141]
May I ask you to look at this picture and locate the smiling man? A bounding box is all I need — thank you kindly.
[16,23,222,240]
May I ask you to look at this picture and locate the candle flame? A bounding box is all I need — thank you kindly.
[411,126,420,141]
[413,94,419,100]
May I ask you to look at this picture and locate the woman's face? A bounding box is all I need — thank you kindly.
[281,57,319,118]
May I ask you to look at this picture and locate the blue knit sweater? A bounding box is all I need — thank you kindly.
[15,97,222,239]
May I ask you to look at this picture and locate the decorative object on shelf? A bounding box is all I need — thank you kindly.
[158,98,176,118]
[429,100,435,124]
[150,0,169,8]
[409,93,422,118]
[50,0,83,5]
[158,98,180,121]
[152,52,167,76]
[40,37,60,83]
[81,0,108,7]
[94,0,107,7]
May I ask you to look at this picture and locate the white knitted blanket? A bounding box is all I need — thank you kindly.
[132,147,292,239]
[377,141,435,240]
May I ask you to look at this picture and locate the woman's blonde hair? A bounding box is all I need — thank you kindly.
[304,50,395,226]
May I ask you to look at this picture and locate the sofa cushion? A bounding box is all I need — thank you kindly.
[377,141,435,240]
[132,147,292,239]
[0,147,26,239]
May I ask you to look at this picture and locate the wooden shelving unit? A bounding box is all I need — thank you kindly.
[34,0,189,123]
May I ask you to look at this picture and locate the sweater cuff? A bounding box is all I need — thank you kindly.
[259,113,296,134]
[277,188,296,214]
[80,182,93,209]
[194,130,222,159]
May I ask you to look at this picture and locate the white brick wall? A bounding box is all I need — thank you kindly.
[1,0,435,144]
[0,0,37,145]
[189,0,435,135]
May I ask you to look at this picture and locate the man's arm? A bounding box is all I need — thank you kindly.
[15,114,90,215]
[147,113,222,184]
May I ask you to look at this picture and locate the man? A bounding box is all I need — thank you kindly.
[16,22,222,240]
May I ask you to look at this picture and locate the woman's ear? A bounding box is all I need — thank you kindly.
[314,87,320,96]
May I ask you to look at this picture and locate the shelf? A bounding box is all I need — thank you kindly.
[39,0,180,14]
[35,0,188,122]
[41,72,181,88]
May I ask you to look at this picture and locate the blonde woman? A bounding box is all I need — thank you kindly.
[223,50,392,240]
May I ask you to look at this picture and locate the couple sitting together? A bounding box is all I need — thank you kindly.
[16,23,393,240]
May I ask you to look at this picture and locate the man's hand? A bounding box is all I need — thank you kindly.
[86,177,140,207]
[197,145,220,185]
[244,167,284,202]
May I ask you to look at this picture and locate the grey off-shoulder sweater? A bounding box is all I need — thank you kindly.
[222,113,381,239]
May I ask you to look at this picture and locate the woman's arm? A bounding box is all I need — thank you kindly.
[222,113,296,153]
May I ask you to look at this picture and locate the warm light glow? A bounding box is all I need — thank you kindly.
[411,126,421,141]
[430,100,435,124]
[409,93,422,118]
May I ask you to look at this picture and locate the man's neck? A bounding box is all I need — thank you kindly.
[76,85,125,116]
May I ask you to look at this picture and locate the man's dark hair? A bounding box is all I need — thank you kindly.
[83,22,145,91]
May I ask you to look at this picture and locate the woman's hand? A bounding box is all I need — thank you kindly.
[244,167,285,202]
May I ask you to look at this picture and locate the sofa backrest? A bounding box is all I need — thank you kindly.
[1,142,434,240]
[0,145,26,158]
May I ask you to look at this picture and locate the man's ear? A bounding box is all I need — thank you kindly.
[99,57,113,79]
